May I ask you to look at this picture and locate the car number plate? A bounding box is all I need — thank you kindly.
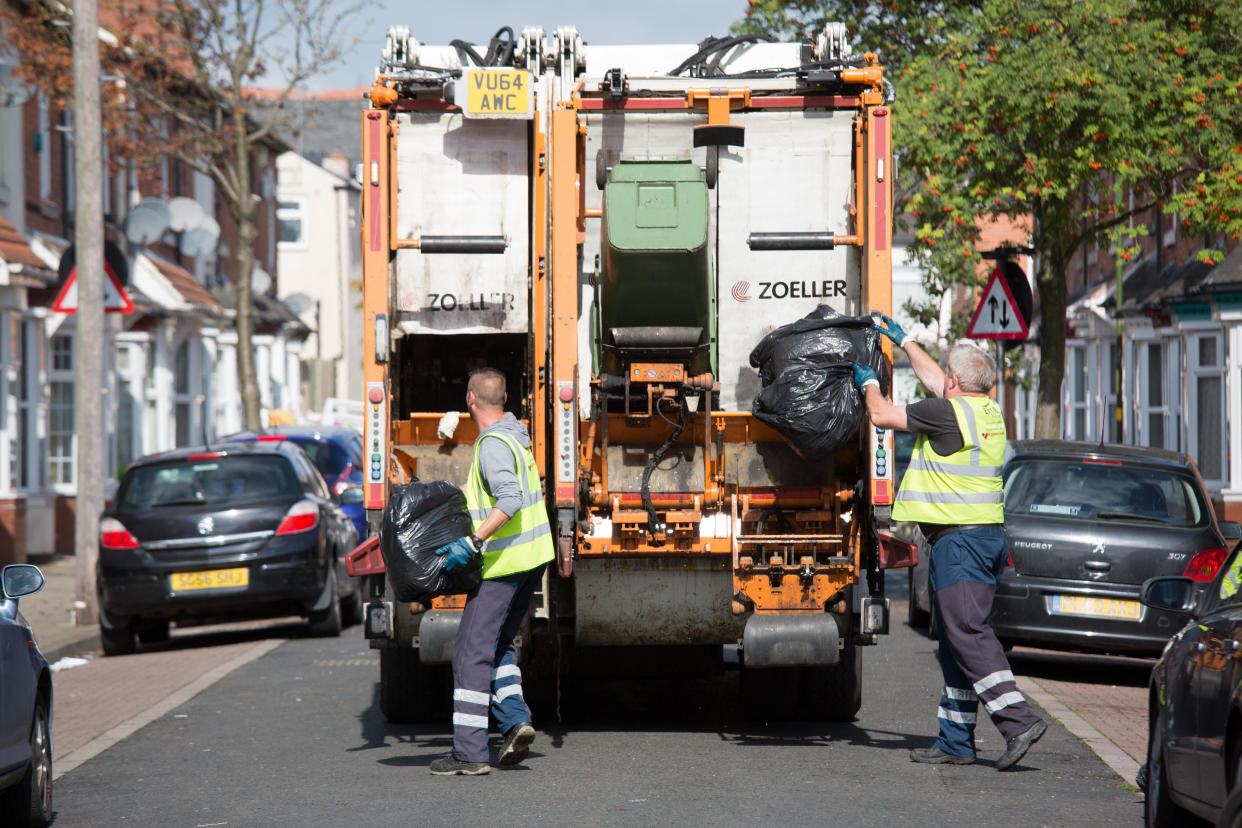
[1049,594,1141,620]
[170,567,249,591]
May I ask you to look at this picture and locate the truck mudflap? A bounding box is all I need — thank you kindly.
[417,610,461,663]
[741,613,841,668]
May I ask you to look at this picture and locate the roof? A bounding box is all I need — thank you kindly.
[127,439,290,470]
[141,254,223,312]
[1009,439,1188,468]
[0,217,57,287]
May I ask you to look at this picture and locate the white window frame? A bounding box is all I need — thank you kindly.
[1187,327,1227,486]
[1135,337,1169,449]
[37,92,51,201]
[47,333,75,489]
[276,198,307,249]
[1063,342,1091,441]
[172,336,200,447]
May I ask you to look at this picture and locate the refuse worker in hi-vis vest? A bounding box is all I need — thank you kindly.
[428,367,555,777]
[852,319,1046,771]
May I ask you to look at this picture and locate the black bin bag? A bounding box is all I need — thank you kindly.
[749,305,890,463]
[378,479,481,602]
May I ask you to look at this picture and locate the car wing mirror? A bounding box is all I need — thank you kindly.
[1141,576,1196,614]
[339,487,365,506]
[1,564,45,600]
[1220,520,1242,543]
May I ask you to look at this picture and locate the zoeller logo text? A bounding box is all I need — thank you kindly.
[732,279,849,301]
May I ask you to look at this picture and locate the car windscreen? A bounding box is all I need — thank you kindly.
[117,456,301,509]
[1003,458,1208,528]
[290,439,351,478]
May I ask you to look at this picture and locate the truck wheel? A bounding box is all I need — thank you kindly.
[739,666,799,721]
[379,648,450,723]
[908,570,929,629]
[799,638,863,722]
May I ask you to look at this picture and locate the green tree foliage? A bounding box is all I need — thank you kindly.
[737,0,1242,437]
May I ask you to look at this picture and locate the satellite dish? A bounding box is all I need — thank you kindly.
[168,197,206,232]
[122,199,171,246]
[251,265,272,295]
[284,292,314,314]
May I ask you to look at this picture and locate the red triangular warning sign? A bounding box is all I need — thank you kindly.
[52,263,135,314]
[966,267,1028,340]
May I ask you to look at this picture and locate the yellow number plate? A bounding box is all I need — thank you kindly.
[170,567,249,591]
[463,69,532,118]
[1050,594,1141,621]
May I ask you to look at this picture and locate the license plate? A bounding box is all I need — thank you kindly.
[170,567,249,591]
[1049,594,1141,620]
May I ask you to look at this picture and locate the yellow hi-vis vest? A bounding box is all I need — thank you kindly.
[892,395,1006,526]
[464,431,555,579]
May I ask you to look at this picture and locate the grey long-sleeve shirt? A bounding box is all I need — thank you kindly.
[475,412,531,518]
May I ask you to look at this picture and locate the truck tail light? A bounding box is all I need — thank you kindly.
[101,517,141,549]
[276,500,320,535]
[1183,546,1227,582]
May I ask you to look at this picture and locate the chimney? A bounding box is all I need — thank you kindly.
[323,153,350,179]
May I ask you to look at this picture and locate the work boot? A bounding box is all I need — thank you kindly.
[429,754,490,776]
[909,745,975,765]
[996,720,1047,771]
[496,722,536,766]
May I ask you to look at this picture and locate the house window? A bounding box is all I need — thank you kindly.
[1190,332,1225,483]
[174,338,192,446]
[1065,345,1088,440]
[277,199,305,247]
[48,334,75,486]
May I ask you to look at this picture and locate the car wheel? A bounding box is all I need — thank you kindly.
[908,570,930,628]
[99,606,136,656]
[0,696,52,827]
[308,565,343,637]
[1145,712,1196,827]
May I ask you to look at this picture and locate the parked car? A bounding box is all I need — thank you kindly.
[97,440,361,655]
[0,564,52,827]
[224,426,367,539]
[906,440,1239,655]
[1140,543,1242,825]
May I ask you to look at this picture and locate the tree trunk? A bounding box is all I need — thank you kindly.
[1034,250,1066,439]
[231,118,262,431]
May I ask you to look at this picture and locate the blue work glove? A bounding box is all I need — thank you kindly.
[852,363,880,393]
[874,314,908,347]
[433,536,476,572]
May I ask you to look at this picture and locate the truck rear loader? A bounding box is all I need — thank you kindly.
[346,23,905,723]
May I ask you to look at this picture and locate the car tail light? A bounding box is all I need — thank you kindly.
[276,500,319,535]
[1083,457,1123,466]
[1183,546,1227,582]
[257,435,285,442]
[188,451,222,460]
[334,462,356,496]
[100,517,140,549]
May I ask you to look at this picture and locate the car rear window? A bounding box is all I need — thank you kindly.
[1003,458,1208,528]
[290,439,351,478]
[117,456,301,509]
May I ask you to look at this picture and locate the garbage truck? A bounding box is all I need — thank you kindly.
[346,22,905,723]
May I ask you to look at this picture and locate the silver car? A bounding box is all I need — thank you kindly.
[0,565,52,827]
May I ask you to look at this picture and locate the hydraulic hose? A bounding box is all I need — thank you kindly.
[641,391,689,545]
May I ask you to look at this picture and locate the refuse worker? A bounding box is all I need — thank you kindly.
[852,318,1046,771]
[428,367,555,776]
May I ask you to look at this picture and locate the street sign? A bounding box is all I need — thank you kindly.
[966,266,1028,340]
[51,264,135,314]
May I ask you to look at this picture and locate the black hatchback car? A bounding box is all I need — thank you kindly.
[1140,543,1242,825]
[98,440,360,654]
[907,440,1240,655]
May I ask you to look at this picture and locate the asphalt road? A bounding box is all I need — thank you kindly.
[50,599,1145,827]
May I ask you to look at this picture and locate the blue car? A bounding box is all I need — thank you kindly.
[224,426,367,538]
[0,564,52,827]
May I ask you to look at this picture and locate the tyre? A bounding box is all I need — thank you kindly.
[340,581,364,628]
[739,665,799,720]
[99,606,136,656]
[799,637,863,722]
[379,647,450,723]
[0,697,52,827]
[1145,712,1197,827]
[307,566,343,637]
[908,570,929,629]
[137,621,170,645]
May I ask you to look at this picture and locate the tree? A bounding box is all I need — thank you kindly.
[736,0,1242,437]
[2,0,358,430]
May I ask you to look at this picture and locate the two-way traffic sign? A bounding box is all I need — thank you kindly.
[51,265,134,314]
[966,266,1028,340]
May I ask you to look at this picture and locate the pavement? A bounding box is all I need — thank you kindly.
[16,554,102,664]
